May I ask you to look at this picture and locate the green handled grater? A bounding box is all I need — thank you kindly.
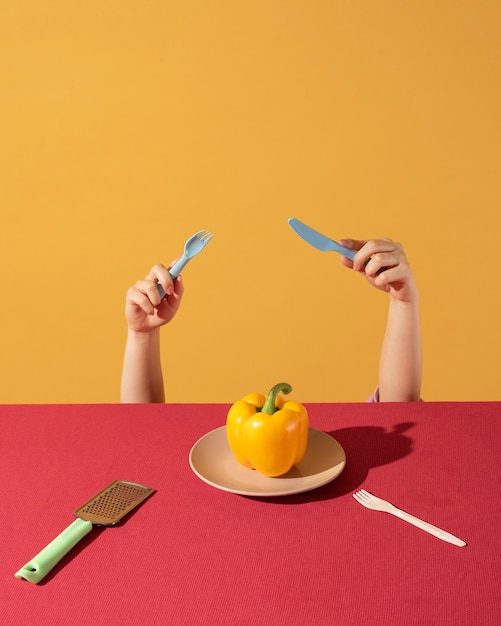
[15,480,155,584]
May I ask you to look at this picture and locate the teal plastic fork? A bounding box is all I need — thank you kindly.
[157,229,214,298]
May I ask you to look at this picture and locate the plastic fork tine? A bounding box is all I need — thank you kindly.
[354,490,369,502]
[197,230,214,242]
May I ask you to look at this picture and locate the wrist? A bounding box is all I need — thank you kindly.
[390,294,419,308]
[127,327,161,342]
[390,283,419,307]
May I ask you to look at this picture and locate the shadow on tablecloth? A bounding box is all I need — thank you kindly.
[329,421,414,496]
[29,526,107,586]
[256,422,414,504]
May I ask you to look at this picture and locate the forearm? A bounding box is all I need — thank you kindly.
[120,328,165,403]
[378,297,422,402]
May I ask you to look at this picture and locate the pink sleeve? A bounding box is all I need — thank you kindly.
[367,387,423,402]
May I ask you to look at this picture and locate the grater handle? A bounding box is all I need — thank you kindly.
[15,517,93,584]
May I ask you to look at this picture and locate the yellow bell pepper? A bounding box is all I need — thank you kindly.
[226,382,309,477]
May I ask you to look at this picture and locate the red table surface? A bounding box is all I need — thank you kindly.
[1,402,500,626]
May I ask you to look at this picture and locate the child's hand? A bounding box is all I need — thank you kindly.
[339,238,418,303]
[125,262,184,333]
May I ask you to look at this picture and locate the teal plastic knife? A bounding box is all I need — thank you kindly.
[288,217,356,261]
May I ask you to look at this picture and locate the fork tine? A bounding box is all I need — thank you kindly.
[354,490,371,502]
[195,230,214,242]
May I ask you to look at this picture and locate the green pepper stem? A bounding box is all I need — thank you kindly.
[261,382,292,415]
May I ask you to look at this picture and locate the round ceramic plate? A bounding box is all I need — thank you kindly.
[189,426,346,497]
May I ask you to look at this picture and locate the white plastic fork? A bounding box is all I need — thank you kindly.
[157,229,214,298]
[353,489,466,547]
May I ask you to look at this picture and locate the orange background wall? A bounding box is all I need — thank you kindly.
[1,1,499,403]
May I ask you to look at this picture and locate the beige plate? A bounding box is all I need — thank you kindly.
[189,426,346,497]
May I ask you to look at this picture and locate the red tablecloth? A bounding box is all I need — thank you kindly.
[1,402,500,625]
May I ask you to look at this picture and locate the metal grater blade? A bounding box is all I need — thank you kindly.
[74,480,155,526]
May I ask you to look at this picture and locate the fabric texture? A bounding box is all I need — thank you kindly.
[2,402,498,626]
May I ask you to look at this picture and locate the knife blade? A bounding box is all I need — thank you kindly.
[288,217,356,261]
